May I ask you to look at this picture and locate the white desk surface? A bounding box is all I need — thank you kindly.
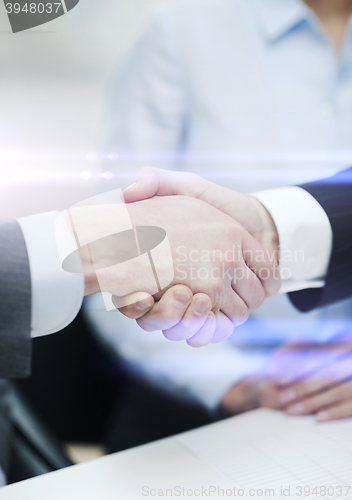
[0,429,234,499]
[2,409,352,500]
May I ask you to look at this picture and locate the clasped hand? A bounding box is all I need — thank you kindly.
[115,168,281,346]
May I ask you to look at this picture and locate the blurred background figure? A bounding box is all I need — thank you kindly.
[85,0,352,447]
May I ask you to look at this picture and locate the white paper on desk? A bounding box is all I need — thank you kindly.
[177,409,352,498]
[3,409,352,500]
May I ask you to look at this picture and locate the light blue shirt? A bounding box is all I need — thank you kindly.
[85,0,352,410]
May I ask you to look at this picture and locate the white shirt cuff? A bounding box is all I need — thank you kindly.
[0,466,6,487]
[17,211,84,338]
[251,187,333,294]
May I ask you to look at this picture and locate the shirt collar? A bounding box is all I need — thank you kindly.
[253,0,310,42]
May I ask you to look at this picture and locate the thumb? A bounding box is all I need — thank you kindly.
[122,167,162,203]
[122,167,205,203]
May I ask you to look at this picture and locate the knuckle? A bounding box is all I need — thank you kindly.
[210,284,222,309]
[265,273,281,297]
[214,282,223,299]
[186,172,200,183]
[136,318,155,332]
[162,328,178,341]
[118,306,133,318]
[251,284,266,310]
[260,259,279,287]
[140,166,155,175]
[187,339,207,348]
[236,305,249,326]
[225,321,236,339]
[157,308,177,329]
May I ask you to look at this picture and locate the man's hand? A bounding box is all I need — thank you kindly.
[70,194,279,346]
[123,167,280,261]
[118,168,280,345]
[118,195,279,345]
[221,376,263,415]
[259,338,352,421]
[220,337,352,421]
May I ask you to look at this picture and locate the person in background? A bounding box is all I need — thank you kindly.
[85,0,352,425]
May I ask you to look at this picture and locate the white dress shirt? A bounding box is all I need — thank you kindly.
[86,0,352,411]
[17,211,84,338]
[0,467,6,488]
[0,212,83,487]
[252,186,333,293]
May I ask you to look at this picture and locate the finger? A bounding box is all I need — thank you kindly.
[122,167,207,203]
[279,379,328,407]
[122,172,160,203]
[274,342,324,385]
[221,290,250,328]
[271,346,323,387]
[279,354,352,405]
[241,230,281,298]
[286,379,352,417]
[259,383,283,410]
[163,293,213,341]
[231,258,266,312]
[186,311,217,348]
[211,311,234,343]
[278,342,352,386]
[265,345,307,383]
[317,399,352,422]
[116,294,155,319]
[136,285,193,332]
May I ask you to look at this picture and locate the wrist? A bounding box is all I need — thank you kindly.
[248,196,280,265]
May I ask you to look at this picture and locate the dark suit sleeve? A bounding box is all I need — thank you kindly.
[289,168,352,312]
[0,221,32,378]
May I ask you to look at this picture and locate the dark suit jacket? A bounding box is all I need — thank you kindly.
[0,220,32,474]
[0,221,32,378]
[289,168,352,312]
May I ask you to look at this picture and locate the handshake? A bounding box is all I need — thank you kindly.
[66,168,281,347]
